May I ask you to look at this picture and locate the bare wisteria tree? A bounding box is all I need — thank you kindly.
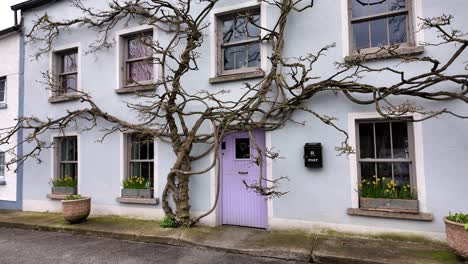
[1,0,467,226]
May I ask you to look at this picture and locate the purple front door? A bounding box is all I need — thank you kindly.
[220,130,267,229]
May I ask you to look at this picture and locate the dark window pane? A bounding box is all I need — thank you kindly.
[223,13,260,43]
[353,21,370,50]
[352,0,368,18]
[393,162,410,186]
[0,80,5,102]
[128,61,153,82]
[370,18,388,47]
[224,46,248,70]
[0,152,5,178]
[248,43,260,68]
[59,74,77,93]
[392,122,409,159]
[360,162,376,182]
[368,0,388,15]
[389,15,407,44]
[128,33,153,59]
[352,0,387,18]
[61,52,77,73]
[375,122,392,158]
[235,138,250,159]
[139,140,148,160]
[359,123,375,159]
[59,137,77,162]
[60,163,77,179]
[377,162,392,179]
[388,0,406,11]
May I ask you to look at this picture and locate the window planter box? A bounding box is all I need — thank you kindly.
[121,188,153,199]
[51,187,77,195]
[359,197,419,213]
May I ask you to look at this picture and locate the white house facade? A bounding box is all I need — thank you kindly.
[11,0,468,241]
[0,25,21,209]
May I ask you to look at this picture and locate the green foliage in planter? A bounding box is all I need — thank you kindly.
[358,176,416,200]
[51,176,77,187]
[123,176,151,189]
[447,212,468,230]
[160,216,178,228]
[64,194,83,201]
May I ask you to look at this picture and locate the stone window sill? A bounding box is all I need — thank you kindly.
[209,70,265,84]
[115,85,155,94]
[117,197,160,205]
[347,208,433,221]
[47,193,68,200]
[49,94,81,104]
[0,103,7,109]
[345,46,425,63]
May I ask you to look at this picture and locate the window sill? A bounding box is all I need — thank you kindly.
[0,103,7,109]
[347,208,433,221]
[209,70,265,84]
[0,180,6,186]
[345,45,425,63]
[115,85,155,95]
[47,193,68,200]
[49,93,81,104]
[117,197,160,205]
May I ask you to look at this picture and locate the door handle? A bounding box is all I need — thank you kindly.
[238,171,248,175]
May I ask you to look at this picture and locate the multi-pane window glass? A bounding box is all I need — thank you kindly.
[125,32,154,84]
[0,78,6,103]
[351,0,409,50]
[57,136,78,180]
[357,121,414,190]
[235,138,251,159]
[128,134,154,188]
[57,50,78,95]
[0,152,5,181]
[220,9,261,73]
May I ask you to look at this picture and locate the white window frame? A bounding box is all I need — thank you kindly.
[49,43,82,97]
[210,1,268,78]
[340,0,424,57]
[348,112,427,212]
[50,133,81,193]
[115,25,158,89]
[120,132,158,196]
[0,77,6,104]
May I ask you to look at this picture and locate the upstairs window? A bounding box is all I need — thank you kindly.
[350,0,412,51]
[123,32,154,85]
[0,77,6,103]
[55,49,78,95]
[217,8,261,75]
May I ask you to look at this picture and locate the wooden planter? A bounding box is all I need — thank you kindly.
[359,197,419,213]
[52,187,77,195]
[121,189,153,199]
[444,217,468,259]
[62,197,91,224]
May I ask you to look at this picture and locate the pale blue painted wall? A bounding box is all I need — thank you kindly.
[21,0,468,233]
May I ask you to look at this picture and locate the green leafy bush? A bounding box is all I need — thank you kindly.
[160,217,178,228]
[447,212,468,231]
[51,176,77,187]
[123,176,150,189]
[64,194,83,201]
[358,176,416,200]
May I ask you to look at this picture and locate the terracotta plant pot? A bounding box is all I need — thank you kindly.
[62,197,91,224]
[444,217,468,259]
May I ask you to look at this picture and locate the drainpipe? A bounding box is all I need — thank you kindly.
[16,12,25,210]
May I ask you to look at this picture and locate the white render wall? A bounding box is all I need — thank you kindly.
[0,32,19,202]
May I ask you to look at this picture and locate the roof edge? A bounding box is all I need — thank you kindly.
[11,0,59,11]
[0,25,21,38]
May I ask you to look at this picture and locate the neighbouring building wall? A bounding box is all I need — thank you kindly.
[20,0,468,238]
[0,31,20,207]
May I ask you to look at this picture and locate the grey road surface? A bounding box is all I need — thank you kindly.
[0,228,302,264]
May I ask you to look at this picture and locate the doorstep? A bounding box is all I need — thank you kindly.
[0,210,461,264]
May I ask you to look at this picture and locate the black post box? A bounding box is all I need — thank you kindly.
[304,143,323,168]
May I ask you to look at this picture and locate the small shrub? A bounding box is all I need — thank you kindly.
[447,212,468,231]
[51,176,77,188]
[160,217,178,228]
[64,194,83,201]
[123,176,150,189]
